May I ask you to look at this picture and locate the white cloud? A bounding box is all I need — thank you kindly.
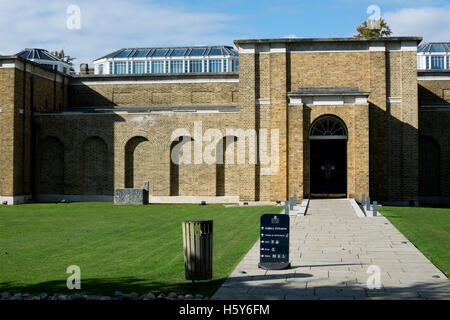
[383,5,450,42]
[0,0,238,69]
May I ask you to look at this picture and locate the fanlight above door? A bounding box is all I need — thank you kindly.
[310,116,348,140]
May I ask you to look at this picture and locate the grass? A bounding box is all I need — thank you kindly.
[0,202,280,296]
[379,206,450,278]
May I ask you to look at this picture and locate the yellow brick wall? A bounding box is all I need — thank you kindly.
[419,80,450,105]
[1,41,424,203]
[289,52,371,91]
[70,82,239,107]
[269,53,288,201]
[0,60,70,198]
[418,78,450,199]
[0,68,16,196]
[34,111,244,198]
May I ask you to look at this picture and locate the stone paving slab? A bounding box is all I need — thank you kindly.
[212,199,449,300]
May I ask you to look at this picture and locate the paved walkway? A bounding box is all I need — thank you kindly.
[212,199,449,300]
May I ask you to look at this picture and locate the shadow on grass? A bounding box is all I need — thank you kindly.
[0,264,364,297]
[212,273,450,300]
[0,277,228,297]
[1,269,449,300]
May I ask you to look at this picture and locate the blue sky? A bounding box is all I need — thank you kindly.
[179,0,435,39]
[1,0,449,68]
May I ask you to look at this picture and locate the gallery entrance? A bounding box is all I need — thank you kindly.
[309,116,347,198]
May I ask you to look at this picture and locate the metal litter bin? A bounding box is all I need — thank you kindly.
[182,220,213,281]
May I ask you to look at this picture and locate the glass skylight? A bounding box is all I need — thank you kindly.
[418,43,450,53]
[114,50,132,58]
[94,46,239,75]
[171,49,186,57]
[15,48,73,75]
[152,49,168,57]
[133,50,150,57]
[430,44,445,53]
[417,42,450,70]
[189,48,206,56]
[209,48,222,56]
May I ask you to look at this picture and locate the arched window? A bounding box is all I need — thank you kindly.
[419,136,440,196]
[216,136,238,196]
[310,116,348,140]
[170,136,193,196]
[125,136,149,188]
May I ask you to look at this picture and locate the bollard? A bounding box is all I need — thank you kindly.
[294,194,297,206]
[373,201,378,216]
[361,194,366,207]
[366,197,371,211]
[143,181,150,204]
[285,201,289,215]
[289,197,294,210]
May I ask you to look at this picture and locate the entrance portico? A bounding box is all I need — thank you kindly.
[287,87,370,202]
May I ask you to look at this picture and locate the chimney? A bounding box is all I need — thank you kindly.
[80,63,89,75]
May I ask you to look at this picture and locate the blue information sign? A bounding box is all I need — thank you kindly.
[258,214,291,270]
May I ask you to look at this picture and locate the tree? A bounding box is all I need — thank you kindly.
[51,49,76,66]
[355,18,392,38]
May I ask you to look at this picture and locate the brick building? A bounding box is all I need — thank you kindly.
[0,36,449,205]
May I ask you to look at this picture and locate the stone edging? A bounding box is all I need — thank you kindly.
[0,291,209,301]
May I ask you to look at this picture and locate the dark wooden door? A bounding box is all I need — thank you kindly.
[310,139,347,197]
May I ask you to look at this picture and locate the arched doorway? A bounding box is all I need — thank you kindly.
[216,135,238,196]
[125,136,150,188]
[419,136,440,197]
[309,116,348,198]
[170,136,193,196]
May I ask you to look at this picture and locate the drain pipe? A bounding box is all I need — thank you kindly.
[30,76,36,201]
[21,61,26,198]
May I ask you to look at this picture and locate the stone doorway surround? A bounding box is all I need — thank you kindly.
[287,87,370,203]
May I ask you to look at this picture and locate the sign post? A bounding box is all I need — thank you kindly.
[258,214,291,270]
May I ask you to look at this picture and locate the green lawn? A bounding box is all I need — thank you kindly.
[0,203,280,296]
[379,206,450,278]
